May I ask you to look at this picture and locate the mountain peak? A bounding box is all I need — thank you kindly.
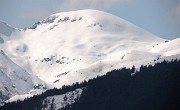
[29,9,163,42]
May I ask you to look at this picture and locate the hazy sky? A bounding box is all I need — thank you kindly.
[0,0,180,39]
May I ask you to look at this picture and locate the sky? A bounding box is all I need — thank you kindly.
[0,0,180,39]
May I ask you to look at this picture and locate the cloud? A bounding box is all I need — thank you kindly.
[54,0,123,12]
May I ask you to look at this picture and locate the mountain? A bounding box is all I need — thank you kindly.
[0,9,179,103]
[0,21,15,44]
[0,21,15,36]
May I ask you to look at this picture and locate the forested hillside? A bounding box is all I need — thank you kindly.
[1,59,180,110]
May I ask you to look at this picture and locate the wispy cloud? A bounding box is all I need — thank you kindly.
[54,0,123,12]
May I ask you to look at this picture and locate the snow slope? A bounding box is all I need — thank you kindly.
[0,50,46,103]
[0,9,179,102]
[0,22,46,103]
[42,88,82,110]
[150,38,180,56]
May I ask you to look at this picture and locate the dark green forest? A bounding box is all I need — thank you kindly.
[1,59,180,110]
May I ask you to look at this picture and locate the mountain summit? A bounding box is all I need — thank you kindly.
[30,9,162,41]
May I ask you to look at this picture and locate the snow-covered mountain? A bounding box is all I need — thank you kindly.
[0,50,46,103]
[0,9,180,103]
